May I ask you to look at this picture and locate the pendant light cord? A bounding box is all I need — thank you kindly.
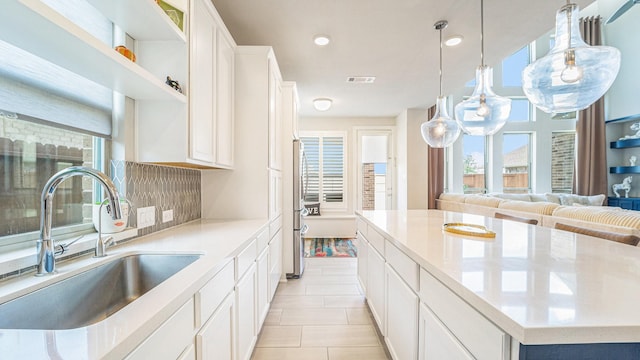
[439,26,443,97]
[480,0,485,67]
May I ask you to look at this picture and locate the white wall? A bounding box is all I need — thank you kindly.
[395,111,408,210]
[299,116,396,214]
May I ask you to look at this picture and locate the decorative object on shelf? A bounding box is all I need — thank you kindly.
[304,202,321,216]
[421,20,461,148]
[619,122,640,140]
[157,0,185,31]
[442,222,496,238]
[114,45,136,62]
[612,176,633,198]
[630,156,637,166]
[454,0,511,136]
[165,76,182,93]
[522,1,621,113]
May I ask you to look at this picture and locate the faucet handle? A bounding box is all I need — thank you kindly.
[95,235,115,258]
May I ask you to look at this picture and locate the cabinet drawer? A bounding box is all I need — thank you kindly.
[126,297,195,360]
[357,217,368,238]
[236,239,257,280]
[270,215,282,239]
[197,259,234,326]
[385,240,419,292]
[256,228,269,254]
[420,268,508,360]
[367,227,385,256]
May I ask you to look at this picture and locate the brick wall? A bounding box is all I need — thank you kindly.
[362,163,375,210]
[551,133,575,193]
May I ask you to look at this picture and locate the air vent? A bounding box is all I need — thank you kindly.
[347,76,376,84]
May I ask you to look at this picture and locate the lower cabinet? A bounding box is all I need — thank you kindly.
[385,264,419,360]
[268,228,282,301]
[197,293,235,360]
[419,303,473,360]
[367,242,386,334]
[236,263,257,360]
[355,232,368,293]
[256,246,270,330]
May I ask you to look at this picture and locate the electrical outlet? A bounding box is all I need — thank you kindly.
[162,209,174,223]
[136,206,156,228]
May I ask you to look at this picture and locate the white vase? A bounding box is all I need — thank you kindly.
[92,201,130,234]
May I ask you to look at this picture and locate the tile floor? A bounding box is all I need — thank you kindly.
[251,257,391,360]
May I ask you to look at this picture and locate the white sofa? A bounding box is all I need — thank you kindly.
[436,193,640,243]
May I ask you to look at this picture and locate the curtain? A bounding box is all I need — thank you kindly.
[427,105,444,209]
[574,16,607,196]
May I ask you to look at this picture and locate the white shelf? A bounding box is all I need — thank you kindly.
[86,0,187,42]
[0,0,186,103]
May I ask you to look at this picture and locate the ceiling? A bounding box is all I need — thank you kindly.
[211,0,594,118]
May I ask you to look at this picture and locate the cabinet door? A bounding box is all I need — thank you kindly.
[236,263,257,360]
[268,228,283,301]
[268,58,282,170]
[197,293,234,360]
[256,246,270,330]
[385,264,419,360]
[366,243,385,335]
[356,233,368,294]
[419,303,474,360]
[269,169,282,219]
[189,0,216,164]
[215,29,234,167]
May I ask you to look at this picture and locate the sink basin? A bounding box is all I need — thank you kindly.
[0,253,200,330]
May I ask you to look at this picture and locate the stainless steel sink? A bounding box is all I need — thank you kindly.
[0,253,200,330]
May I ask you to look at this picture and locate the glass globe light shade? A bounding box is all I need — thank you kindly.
[455,66,512,136]
[421,96,461,148]
[522,3,621,113]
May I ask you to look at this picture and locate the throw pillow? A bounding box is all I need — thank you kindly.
[305,202,321,216]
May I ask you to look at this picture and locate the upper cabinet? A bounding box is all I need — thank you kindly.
[138,0,235,169]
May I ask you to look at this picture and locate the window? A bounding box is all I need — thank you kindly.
[503,133,531,193]
[551,132,576,193]
[0,0,112,250]
[502,46,529,87]
[508,99,531,122]
[463,135,486,194]
[300,133,346,208]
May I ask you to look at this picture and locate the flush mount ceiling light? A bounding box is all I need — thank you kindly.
[313,98,332,111]
[522,1,621,113]
[420,20,461,148]
[313,35,330,46]
[444,35,463,47]
[454,0,511,136]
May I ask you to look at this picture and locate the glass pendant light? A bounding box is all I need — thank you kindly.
[522,1,621,113]
[421,20,461,148]
[454,0,511,136]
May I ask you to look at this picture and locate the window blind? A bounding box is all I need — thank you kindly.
[0,0,113,137]
[301,135,344,205]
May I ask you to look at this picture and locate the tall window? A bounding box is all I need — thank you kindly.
[0,0,112,250]
[503,133,531,193]
[463,135,486,194]
[300,133,346,209]
[502,46,529,87]
[551,132,576,193]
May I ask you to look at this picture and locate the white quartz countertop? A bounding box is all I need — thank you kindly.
[357,209,640,345]
[0,218,268,359]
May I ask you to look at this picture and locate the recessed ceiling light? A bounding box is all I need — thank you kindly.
[445,35,463,47]
[313,98,332,111]
[313,35,331,46]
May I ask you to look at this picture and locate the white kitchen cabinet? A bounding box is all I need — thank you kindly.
[367,242,386,335]
[178,345,196,360]
[236,263,257,360]
[268,227,283,300]
[256,246,270,330]
[356,232,368,294]
[137,0,235,169]
[419,303,474,360]
[268,58,283,171]
[269,169,283,220]
[385,263,419,360]
[126,298,195,360]
[197,292,235,360]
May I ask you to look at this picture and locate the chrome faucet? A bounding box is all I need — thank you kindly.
[37,166,122,276]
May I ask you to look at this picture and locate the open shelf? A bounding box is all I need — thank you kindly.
[610,166,640,174]
[0,0,186,103]
[610,138,640,149]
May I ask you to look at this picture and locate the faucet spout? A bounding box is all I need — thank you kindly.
[37,166,122,276]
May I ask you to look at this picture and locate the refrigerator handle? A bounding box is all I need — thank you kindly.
[301,207,309,216]
[301,224,309,236]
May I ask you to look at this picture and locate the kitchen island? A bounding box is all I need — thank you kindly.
[356,209,640,359]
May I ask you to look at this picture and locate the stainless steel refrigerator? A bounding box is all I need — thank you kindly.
[288,139,309,279]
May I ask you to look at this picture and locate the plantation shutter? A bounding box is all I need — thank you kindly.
[322,136,343,202]
[301,137,320,202]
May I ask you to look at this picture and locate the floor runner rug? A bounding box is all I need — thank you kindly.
[304,238,357,257]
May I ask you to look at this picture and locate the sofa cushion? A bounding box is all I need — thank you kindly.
[489,193,532,202]
[438,193,468,203]
[498,200,560,215]
[552,206,640,230]
[559,194,606,206]
[464,195,503,208]
[530,194,548,202]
